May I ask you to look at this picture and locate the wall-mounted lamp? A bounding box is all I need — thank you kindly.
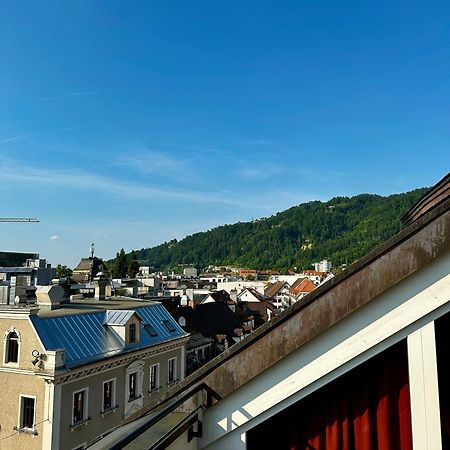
[31,349,42,366]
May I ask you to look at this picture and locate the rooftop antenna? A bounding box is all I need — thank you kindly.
[90,242,95,258]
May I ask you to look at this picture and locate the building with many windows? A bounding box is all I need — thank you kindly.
[0,296,188,450]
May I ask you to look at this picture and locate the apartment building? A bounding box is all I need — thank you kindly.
[0,295,188,450]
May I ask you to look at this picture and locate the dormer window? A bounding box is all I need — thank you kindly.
[103,310,142,345]
[129,324,136,343]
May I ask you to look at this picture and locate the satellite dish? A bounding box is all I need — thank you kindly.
[31,350,40,357]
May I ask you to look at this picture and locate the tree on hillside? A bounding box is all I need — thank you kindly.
[128,250,140,277]
[113,249,128,278]
[109,188,428,273]
[56,264,73,278]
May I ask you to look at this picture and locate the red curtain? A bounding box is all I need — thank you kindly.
[287,343,412,450]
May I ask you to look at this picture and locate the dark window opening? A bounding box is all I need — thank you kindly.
[73,390,85,423]
[103,381,113,410]
[129,372,137,400]
[129,323,136,343]
[6,331,19,363]
[21,397,35,429]
[150,364,158,390]
[168,358,176,383]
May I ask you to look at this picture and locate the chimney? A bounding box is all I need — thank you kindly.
[36,285,65,310]
[93,272,111,300]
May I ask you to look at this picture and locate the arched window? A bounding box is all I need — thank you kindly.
[5,331,19,363]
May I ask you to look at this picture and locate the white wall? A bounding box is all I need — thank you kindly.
[217,281,265,295]
[199,251,450,450]
[268,275,301,285]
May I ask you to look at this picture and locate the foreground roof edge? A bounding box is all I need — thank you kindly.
[402,171,450,226]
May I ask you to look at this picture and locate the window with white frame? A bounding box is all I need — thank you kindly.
[149,363,159,391]
[102,379,116,412]
[72,388,88,425]
[19,396,35,430]
[168,358,177,384]
[4,330,20,364]
[128,372,138,400]
[124,360,144,417]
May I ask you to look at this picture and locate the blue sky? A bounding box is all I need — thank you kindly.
[0,1,449,267]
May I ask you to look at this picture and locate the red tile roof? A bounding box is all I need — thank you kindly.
[289,278,316,296]
[303,270,327,276]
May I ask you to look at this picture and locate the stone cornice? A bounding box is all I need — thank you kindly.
[0,366,36,376]
[0,310,36,320]
[41,336,189,384]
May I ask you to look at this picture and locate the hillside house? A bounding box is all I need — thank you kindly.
[288,277,316,301]
[264,281,291,310]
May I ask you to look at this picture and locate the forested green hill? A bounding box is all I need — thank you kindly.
[127,188,428,272]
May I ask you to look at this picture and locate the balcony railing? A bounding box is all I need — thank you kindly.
[91,383,221,450]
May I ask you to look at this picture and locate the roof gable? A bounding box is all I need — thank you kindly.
[265,281,287,298]
[104,310,141,326]
[238,288,266,302]
[290,278,316,295]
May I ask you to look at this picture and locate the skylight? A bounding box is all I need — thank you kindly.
[162,320,176,332]
[145,324,158,337]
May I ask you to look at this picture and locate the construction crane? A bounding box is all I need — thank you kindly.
[0,218,39,223]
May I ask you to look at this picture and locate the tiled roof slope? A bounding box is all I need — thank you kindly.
[264,281,285,298]
[289,278,316,296]
[30,303,187,368]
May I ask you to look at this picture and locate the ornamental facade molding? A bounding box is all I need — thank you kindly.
[46,338,188,384]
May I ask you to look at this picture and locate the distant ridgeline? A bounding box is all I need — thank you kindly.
[120,188,428,272]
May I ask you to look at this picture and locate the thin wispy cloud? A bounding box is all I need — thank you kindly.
[49,235,59,240]
[40,91,105,102]
[236,163,285,180]
[0,135,30,143]
[0,128,76,146]
[167,143,228,155]
[118,148,189,177]
[0,156,245,207]
[240,137,275,146]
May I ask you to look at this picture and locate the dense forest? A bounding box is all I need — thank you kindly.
[116,188,428,272]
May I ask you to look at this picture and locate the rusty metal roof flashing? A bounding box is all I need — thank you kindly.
[402,171,450,226]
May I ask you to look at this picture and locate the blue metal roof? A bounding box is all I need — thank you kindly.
[30,304,187,368]
[104,310,137,325]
